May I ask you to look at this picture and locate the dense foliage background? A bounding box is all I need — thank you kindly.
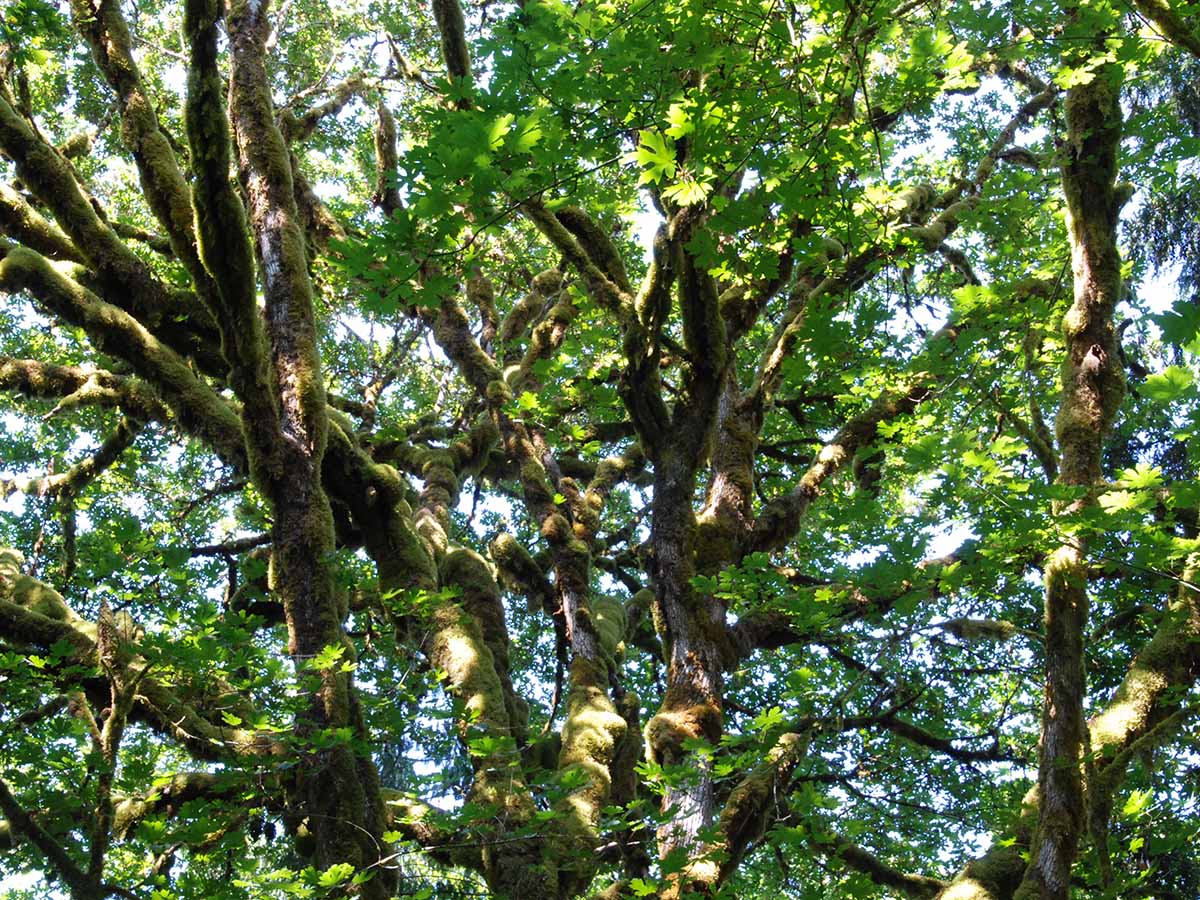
[1,0,1199,898]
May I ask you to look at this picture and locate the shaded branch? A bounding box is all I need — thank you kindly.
[1131,0,1200,58]
[812,832,947,899]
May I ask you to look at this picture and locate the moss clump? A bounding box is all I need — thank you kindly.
[2,548,70,621]
[591,595,627,662]
[485,378,512,406]
[553,656,628,895]
[645,698,721,766]
[490,532,553,613]
[541,513,572,544]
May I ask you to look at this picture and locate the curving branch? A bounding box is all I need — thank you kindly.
[812,832,947,899]
[0,183,83,262]
[0,356,169,422]
[0,549,284,761]
[68,0,217,304]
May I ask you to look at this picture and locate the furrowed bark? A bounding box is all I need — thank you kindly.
[1013,61,1125,900]
[642,210,732,895]
[225,1,389,890]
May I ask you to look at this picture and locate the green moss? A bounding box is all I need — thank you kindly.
[485,378,512,406]
[554,206,632,293]
[0,248,247,468]
[552,656,628,895]
[591,595,627,661]
[541,513,572,544]
[940,843,1026,900]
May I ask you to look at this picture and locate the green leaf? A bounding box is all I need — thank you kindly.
[1123,788,1152,818]
[629,129,676,184]
[309,644,346,671]
[1116,463,1163,489]
[664,101,694,139]
[316,862,355,887]
[662,176,710,206]
[1141,365,1194,402]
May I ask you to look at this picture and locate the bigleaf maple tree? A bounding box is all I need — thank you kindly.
[1,0,1199,898]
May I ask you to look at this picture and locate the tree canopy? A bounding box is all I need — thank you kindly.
[1,0,1200,898]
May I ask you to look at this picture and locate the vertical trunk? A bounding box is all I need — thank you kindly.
[221,2,390,892]
[1015,63,1125,900]
[648,446,725,866]
[640,215,732,894]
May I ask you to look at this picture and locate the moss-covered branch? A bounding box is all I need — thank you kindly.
[522,199,634,321]
[749,377,932,552]
[431,0,473,89]
[69,0,217,303]
[1131,0,1200,58]
[0,549,282,760]
[372,100,401,215]
[0,246,246,466]
[226,1,389,888]
[0,776,100,900]
[280,72,372,143]
[0,182,83,261]
[1,417,141,501]
[0,93,221,370]
[1013,61,1125,900]
[183,0,280,463]
[937,554,1199,900]
[0,355,170,421]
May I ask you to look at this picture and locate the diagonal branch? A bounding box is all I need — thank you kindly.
[0,93,222,372]
[0,245,246,467]
[0,776,99,900]
[1130,0,1200,58]
[68,0,218,304]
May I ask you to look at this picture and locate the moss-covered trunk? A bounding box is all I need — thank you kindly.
[211,1,392,892]
[1013,61,1125,900]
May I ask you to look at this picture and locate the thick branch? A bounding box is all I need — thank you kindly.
[0,93,221,371]
[0,246,246,465]
[1131,0,1200,58]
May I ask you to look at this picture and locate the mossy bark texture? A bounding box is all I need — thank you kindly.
[214,1,392,892]
[1014,64,1125,900]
